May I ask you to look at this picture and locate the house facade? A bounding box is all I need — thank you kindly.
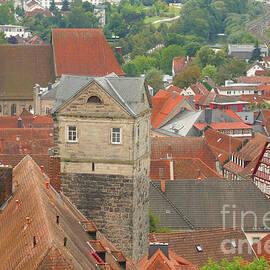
[52,74,151,262]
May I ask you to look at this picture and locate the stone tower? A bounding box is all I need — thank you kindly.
[51,74,151,262]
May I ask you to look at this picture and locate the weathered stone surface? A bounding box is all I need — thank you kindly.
[61,172,149,262]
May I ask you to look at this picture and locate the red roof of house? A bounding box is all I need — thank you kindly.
[151,137,217,171]
[150,158,221,180]
[255,70,268,76]
[52,29,125,77]
[151,91,187,129]
[223,110,243,121]
[253,234,270,265]
[150,227,256,267]
[188,84,209,95]
[240,76,270,84]
[0,155,136,270]
[193,123,207,131]
[137,248,198,270]
[210,122,251,130]
[173,57,195,74]
[204,129,242,164]
[167,85,184,94]
[239,94,266,103]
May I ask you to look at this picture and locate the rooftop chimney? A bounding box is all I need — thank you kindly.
[161,179,166,193]
[205,108,212,124]
[148,243,169,260]
[17,117,22,128]
[48,83,52,90]
[0,165,12,207]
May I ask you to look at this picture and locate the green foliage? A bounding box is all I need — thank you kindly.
[49,0,56,12]
[150,209,171,233]
[62,0,70,11]
[82,1,94,12]
[202,65,217,80]
[122,62,140,77]
[200,257,269,270]
[15,6,25,17]
[174,65,202,88]
[0,31,8,44]
[249,40,262,63]
[145,68,164,93]
[114,51,124,66]
[159,45,186,75]
[0,3,15,25]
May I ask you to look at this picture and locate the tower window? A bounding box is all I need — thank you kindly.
[92,162,95,171]
[195,245,203,252]
[111,128,121,144]
[87,96,101,104]
[11,104,16,115]
[67,126,77,142]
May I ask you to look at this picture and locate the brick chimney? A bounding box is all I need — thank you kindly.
[0,165,13,206]
[161,179,166,193]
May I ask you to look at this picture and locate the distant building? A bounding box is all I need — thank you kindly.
[172,56,195,77]
[94,5,106,26]
[0,25,31,38]
[228,44,268,60]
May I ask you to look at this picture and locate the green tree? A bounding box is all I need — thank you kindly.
[82,1,94,12]
[249,40,262,63]
[62,0,70,11]
[0,3,15,24]
[67,7,98,28]
[114,51,124,66]
[184,42,201,57]
[200,257,269,270]
[196,46,216,68]
[49,0,56,11]
[145,68,164,93]
[160,45,186,75]
[0,31,7,44]
[202,65,217,80]
[122,62,140,77]
[173,65,202,88]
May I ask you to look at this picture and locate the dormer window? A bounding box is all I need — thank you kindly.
[195,245,203,252]
[87,96,102,104]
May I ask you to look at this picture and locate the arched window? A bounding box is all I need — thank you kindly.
[0,105,2,113]
[11,104,16,115]
[87,96,102,104]
[29,105,32,112]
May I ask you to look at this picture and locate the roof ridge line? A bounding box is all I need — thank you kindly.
[150,181,195,230]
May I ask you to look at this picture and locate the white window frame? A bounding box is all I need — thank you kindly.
[66,125,78,142]
[111,128,122,144]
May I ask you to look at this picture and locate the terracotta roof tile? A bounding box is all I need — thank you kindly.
[253,233,270,264]
[52,29,125,77]
[173,57,195,74]
[204,129,242,164]
[137,249,198,270]
[210,121,251,130]
[150,227,256,267]
[0,45,55,99]
[150,160,170,180]
[0,156,137,269]
[240,76,270,84]
[189,84,209,95]
[151,137,217,171]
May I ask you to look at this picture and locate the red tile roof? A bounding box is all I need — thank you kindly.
[151,137,217,171]
[137,248,198,270]
[150,227,256,267]
[167,85,184,94]
[210,121,251,130]
[239,94,265,103]
[173,57,195,74]
[0,155,136,270]
[150,160,170,180]
[240,76,270,84]
[52,29,125,77]
[253,234,270,265]
[255,70,268,76]
[193,123,207,131]
[188,84,209,96]
[151,90,191,129]
[204,129,242,164]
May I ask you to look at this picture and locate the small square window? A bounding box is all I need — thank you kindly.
[111,128,121,144]
[252,237,260,244]
[231,240,237,248]
[67,126,77,142]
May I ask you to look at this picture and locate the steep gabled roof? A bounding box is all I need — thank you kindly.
[137,248,198,270]
[150,227,256,267]
[204,129,242,164]
[173,57,195,74]
[239,76,270,84]
[52,29,125,77]
[0,45,55,99]
[188,84,209,96]
[150,179,270,231]
[0,156,136,269]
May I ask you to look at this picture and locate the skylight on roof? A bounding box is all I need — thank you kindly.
[231,240,237,248]
[195,245,203,252]
[218,154,222,157]
[217,138,222,142]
